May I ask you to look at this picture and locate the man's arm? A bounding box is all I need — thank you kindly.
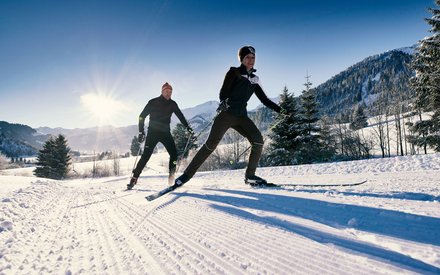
[254,84,281,113]
[219,68,238,101]
[173,102,190,128]
[138,101,151,133]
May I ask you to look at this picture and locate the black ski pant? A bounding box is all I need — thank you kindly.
[184,111,264,178]
[133,130,177,177]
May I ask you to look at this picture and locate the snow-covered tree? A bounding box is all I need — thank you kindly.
[411,0,440,151]
[34,134,71,180]
[297,74,324,164]
[265,86,301,166]
[350,105,368,130]
[172,123,197,159]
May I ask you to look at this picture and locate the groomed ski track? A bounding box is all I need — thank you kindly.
[1,166,440,274]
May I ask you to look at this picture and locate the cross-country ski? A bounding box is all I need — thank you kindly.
[251,180,368,188]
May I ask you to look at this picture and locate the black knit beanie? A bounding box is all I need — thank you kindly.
[238,46,256,61]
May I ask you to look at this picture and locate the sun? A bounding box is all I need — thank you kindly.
[81,93,128,125]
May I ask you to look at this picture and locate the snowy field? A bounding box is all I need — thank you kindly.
[1,153,440,274]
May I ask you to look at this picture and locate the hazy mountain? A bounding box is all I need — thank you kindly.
[34,101,220,153]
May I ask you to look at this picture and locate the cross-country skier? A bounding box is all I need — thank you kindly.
[128,82,193,189]
[175,46,282,186]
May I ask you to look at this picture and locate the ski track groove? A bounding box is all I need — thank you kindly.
[101,191,219,274]
[96,190,181,274]
[148,213,243,274]
[103,188,371,275]
[2,178,436,274]
[155,186,411,274]
[101,190,249,274]
[88,191,124,273]
[157,202,294,274]
[155,196,370,275]
[84,189,162,274]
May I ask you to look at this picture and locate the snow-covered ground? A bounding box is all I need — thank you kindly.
[1,153,440,274]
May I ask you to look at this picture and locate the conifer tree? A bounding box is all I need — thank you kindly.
[412,0,440,151]
[297,74,323,164]
[130,136,141,156]
[266,86,301,166]
[34,134,71,179]
[172,123,197,159]
[350,105,368,130]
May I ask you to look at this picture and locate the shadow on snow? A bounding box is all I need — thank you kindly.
[178,189,440,274]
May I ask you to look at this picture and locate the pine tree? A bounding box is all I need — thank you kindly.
[297,74,323,164]
[130,136,141,156]
[350,105,368,130]
[172,123,197,159]
[34,134,71,179]
[266,86,301,166]
[411,0,440,151]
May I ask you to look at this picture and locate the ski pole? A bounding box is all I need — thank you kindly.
[130,142,143,176]
[175,132,194,173]
[231,112,290,164]
[175,100,228,172]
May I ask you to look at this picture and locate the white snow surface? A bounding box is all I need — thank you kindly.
[1,154,440,274]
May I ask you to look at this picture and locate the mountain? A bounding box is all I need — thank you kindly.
[35,101,220,153]
[4,46,416,154]
[35,125,138,154]
[313,46,415,119]
[179,101,218,122]
[0,121,50,157]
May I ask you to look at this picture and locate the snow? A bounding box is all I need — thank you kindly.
[394,45,417,56]
[1,153,440,274]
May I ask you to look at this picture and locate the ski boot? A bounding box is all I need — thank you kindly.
[127,176,138,190]
[175,173,190,186]
[245,175,268,186]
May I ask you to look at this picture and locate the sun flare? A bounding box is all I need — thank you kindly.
[81,93,128,125]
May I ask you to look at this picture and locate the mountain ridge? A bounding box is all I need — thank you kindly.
[1,46,416,155]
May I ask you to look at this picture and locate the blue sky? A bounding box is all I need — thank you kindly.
[0,0,435,128]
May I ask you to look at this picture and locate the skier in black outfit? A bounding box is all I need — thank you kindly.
[175,46,282,186]
[128,82,193,189]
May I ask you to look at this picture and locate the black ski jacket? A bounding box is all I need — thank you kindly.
[219,64,281,117]
[139,95,189,133]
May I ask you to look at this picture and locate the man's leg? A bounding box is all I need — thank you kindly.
[179,112,234,181]
[132,132,159,178]
[161,132,178,184]
[232,117,264,178]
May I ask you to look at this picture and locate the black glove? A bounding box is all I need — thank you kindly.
[138,131,145,143]
[217,99,229,112]
[186,126,195,136]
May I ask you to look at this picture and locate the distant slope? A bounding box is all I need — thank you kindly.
[0,121,50,157]
[35,102,220,153]
[313,46,415,118]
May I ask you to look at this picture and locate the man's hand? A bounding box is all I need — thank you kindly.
[217,99,229,112]
[138,131,146,143]
[186,126,195,136]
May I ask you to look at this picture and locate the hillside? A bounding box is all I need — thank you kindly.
[313,46,415,119]
[0,121,50,157]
